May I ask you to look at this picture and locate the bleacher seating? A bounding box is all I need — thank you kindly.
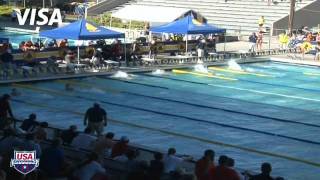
[108,0,316,35]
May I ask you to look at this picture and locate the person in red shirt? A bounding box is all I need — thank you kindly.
[195,149,215,180]
[0,94,14,129]
[111,136,129,158]
[212,155,240,180]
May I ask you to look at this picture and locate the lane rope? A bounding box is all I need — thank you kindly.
[13,83,320,146]
[142,74,320,102]
[172,69,238,81]
[11,98,320,168]
[208,66,273,77]
[59,79,320,129]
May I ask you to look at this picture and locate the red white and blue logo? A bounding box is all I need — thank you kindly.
[10,151,39,175]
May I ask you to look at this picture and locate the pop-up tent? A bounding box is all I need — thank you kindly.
[151,15,226,53]
[40,18,125,63]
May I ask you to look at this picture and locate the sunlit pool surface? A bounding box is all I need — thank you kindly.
[1,60,320,179]
[0,30,78,49]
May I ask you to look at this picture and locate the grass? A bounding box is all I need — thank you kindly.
[0,5,13,17]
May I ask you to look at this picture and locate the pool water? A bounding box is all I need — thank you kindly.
[1,60,320,179]
[0,30,38,49]
[0,30,78,49]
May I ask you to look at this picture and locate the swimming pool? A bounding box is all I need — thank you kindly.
[1,60,320,179]
[0,30,38,49]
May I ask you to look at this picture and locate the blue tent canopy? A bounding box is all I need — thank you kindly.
[40,19,124,40]
[151,15,226,34]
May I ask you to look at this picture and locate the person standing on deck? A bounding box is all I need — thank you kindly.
[0,94,14,129]
[84,103,107,136]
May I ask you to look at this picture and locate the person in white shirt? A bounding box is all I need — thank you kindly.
[163,148,184,173]
[73,153,107,180]
[71,127,96,150]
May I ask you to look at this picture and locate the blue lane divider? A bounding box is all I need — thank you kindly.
[15,84,320,146]
[103,77,168,90]
[97,78,320,129]
[236,78,320,93]
[11,99,320,168]
[244,65,320,84]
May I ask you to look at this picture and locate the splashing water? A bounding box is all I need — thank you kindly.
[228,60,242,71]
[112,71,130,79]
[194,64,208,73]
[152,69,166,75]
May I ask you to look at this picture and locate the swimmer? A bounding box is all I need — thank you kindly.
[65,83,74,91]
[11,88,21,96]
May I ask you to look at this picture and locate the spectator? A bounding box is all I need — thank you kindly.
[195,149,215,180]
[0,129,22,155]
[211,155,240,180]
[11,10,17,22]
[19,113,39,133]
[59,39,69,48]
[65,50,75,64]
[227,158,244,180]
[114,149,139,171]
[0,94,14,129]
[249,162,274,180]
[163,148,184,173]
[248,32,257,52]
[148,152,164,180]
[34,122,48,142]
[93,132,114,159]
[60,125,78,145]
[258,16,265,29]
[84,103,107,136]
[257,31,263,51]
[71,127,96,150]
[315,42,320,61]
[279,32,289,50]
[0,50,14,69]
[0,169,5,180]
[22,134,42,158]
[73,153,107,180]
[127,161,148,180]
[316,32,320,43]
[40,138,67,178]
[111,136,129,158]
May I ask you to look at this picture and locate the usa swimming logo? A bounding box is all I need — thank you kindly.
[10,151,39,175]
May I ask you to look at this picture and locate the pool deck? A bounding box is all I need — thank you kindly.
[270,54,320,66]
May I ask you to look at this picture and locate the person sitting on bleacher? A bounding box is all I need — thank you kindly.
[19,113,39,133]
[315,42,320,60]
[93,132,114,159]
[22,134,42,158]
[61,125,78,145]
[71,127,96,150]
[0,128,22,155]
[0,94,14,130]
[211,155,240,180]
[0,48,14,69]
[148,152,164,180]
[40,138,68,179]
[195,149,215,180]
[227,158,244,180]
[73,152,108,180]
[163,148,184,174]
[111,136,129,158]
[34,122,48,142]
[247,162,274,180]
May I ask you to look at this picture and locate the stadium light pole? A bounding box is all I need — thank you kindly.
[288,0,295,35]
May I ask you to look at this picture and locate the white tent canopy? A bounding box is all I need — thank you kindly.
[112,5,191,23]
